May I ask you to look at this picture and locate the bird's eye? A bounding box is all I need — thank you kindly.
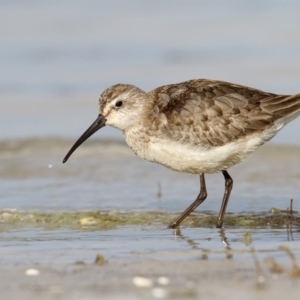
[115,100,123,108]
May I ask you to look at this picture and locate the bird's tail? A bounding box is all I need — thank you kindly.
[262,93,300,125]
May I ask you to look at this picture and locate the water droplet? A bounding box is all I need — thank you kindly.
[257,275,266,284]
[48,162,53,169]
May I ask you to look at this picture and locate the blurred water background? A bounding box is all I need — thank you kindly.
[1,0,300,211]
[0,1,300,223]
[1,0,300,141]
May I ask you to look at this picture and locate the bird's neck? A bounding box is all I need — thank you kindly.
[123,124,150,159]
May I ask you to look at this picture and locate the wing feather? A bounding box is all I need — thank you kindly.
[148,79,290,147]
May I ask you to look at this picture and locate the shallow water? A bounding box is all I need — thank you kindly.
[1,139,300,213]
[1,139,300,261]
[1,225,299,266]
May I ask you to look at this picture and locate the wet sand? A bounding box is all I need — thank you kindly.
[1,246,300,300]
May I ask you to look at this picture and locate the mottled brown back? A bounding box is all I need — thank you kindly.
[147,79,300,147]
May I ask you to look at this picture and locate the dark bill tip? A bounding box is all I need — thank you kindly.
[63,114,106,163]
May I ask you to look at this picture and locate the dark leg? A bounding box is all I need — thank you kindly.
[168,173,207,228]
[216,170,233,228]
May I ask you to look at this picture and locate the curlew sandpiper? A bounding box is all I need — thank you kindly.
[63,79,300,228]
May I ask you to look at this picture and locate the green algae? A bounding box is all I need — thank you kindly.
[0,210,299,230]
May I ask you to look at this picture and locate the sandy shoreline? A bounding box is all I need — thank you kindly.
[2,256,300,300]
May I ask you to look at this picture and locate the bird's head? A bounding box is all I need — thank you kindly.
[63,84,146,163]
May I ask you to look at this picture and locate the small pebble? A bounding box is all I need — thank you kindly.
[271,207,282,213]
[48,162,53,169]
[25,269,40,276]
[157,276,170,285]
[95,254,105,266]
[80,217,97,226]
[151,287,168,299]
[132,276,153,288]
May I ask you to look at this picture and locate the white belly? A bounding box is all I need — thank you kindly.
[148,136,265,174]
[125,128,267,174]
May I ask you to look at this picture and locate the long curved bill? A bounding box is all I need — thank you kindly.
[63,114,106,163]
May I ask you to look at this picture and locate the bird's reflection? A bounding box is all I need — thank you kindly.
[171,227,233,260]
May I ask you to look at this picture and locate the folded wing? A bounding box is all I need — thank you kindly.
[149,79,292,147]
